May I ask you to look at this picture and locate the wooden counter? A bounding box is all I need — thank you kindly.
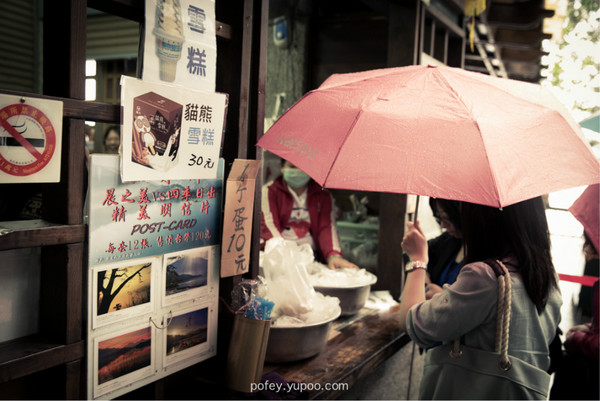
[263,301,410,400]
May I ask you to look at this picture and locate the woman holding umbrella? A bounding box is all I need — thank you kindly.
[399,196,562,399]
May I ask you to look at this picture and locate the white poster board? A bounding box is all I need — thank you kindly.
[120,76,227,182]
[142,0,217,93]
[87,155,221,400]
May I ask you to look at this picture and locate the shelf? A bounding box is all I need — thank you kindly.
[0,335,85,383]
[0,220,86,251]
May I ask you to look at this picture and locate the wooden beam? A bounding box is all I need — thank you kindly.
[0,220,85,251]
[488,3,555,30]
[495,28,552,48]
[501,47,547,62]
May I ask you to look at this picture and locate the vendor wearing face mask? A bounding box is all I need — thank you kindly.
[261,159,358,270]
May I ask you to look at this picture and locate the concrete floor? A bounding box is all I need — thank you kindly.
[339,342,425,400]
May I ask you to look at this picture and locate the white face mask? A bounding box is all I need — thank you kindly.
[282,167,311,188]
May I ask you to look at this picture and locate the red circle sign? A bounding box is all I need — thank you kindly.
[0,103,56,176]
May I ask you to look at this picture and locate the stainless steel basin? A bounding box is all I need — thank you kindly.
[314,284,371,316]
[265,312,340,363]
[313,273,377,316]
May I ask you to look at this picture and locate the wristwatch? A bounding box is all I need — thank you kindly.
[405,260,427,273]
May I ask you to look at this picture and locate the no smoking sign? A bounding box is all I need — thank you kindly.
[0,95,62,183]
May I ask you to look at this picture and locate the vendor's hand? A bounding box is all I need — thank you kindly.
[328,255,359,270]
[401,221,428,263]
[425,283,443,300]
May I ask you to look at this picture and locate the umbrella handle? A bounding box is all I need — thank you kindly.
[413,195,420,224]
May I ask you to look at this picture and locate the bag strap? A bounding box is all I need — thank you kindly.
[451,258,512,371]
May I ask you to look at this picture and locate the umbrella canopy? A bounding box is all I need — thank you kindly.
[257,64,600,208]
[569,183,600,252]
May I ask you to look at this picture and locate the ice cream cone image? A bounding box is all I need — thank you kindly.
[153,0,185,82]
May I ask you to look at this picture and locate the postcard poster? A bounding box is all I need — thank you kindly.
[93,324,155,398]
[92,256,159,329]
[88,154,223,267]
[163,303,214,367]
[120,76,227,182]
[162,245,219,306]
[0,94,63,183]
[142,0,217,93]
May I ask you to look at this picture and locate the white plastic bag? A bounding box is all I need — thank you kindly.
[262,238,316,316]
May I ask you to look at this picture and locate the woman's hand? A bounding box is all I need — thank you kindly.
[398,220,429,332]
[425,283,443,300]
[564,323,591,353]
[566,324,590,338]
[401,220,428,264]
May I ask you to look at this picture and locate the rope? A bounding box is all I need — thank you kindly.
[497,260,512,370]
[448,259,513,370]
[495,274,505,353]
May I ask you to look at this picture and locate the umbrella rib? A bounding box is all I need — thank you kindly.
[435,70,504,208]
[322,109,364,187]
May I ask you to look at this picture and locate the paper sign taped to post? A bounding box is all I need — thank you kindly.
[220,159,261,277]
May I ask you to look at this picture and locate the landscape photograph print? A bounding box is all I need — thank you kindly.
[165,307,209,361]
[164,247,209,301]
[93,257,156,328]
[97,260,152,315]
[97,326,152,387]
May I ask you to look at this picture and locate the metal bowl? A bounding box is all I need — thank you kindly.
[265,312,340,363]
[313,274,377,316]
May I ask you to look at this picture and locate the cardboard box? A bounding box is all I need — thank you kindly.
[131,92,182,172]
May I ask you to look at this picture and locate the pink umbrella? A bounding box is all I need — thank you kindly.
[257,64,599,208]
[569,183,600,252]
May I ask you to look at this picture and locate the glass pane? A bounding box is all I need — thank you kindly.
[86,59,97,76]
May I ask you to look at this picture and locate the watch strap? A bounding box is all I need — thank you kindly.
[405,260,427,272]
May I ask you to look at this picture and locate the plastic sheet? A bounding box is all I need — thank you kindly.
[262,238,341,326]
[231,277,274,320]
[307,262,377,288]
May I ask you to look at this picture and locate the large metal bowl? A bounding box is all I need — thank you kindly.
[265,312,340,363]
[314,273,377,316]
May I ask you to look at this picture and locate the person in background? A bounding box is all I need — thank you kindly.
[84,124,95,152]
[550,231,599,400]
[261,159,358,270]
[425,198,464,299]
[103,125,120,154]
[399,197,562,398]
[577,231,599,319]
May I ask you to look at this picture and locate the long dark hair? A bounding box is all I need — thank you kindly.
[461,196,557,312]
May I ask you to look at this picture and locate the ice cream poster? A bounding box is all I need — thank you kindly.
[0,94,63,183]
[120,76,227,181]
[88,154,224,267]
[142,0,216,93]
